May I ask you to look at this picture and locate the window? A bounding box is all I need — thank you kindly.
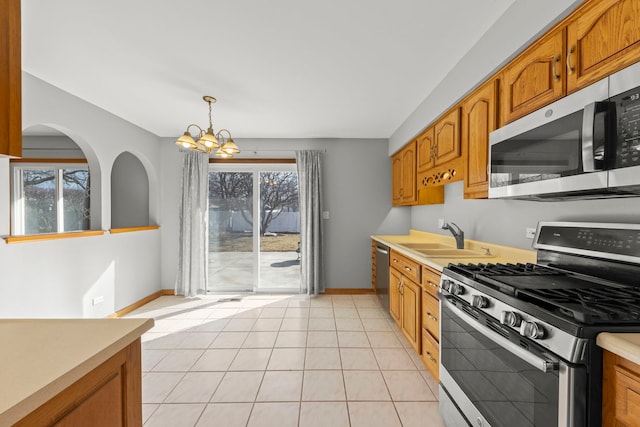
[208,162,300,292]
[11,163,90,235]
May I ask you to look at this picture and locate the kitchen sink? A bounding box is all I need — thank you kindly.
[398,242,452,250]
[414,248,493,258]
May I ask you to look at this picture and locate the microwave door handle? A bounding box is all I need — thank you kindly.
[582,102,597,172]
[443,298,559,373]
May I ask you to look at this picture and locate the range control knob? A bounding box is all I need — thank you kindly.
[441,279,464,295]
[500,311,522,327]
[449,282,465,296]
[520,321,545,339]
[471,295,489,309]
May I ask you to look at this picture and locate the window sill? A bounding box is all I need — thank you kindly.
[109,225,160,234]
[3,230,106,244]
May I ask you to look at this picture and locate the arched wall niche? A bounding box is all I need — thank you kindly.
[110,151,152,228]
[20,123,103,230]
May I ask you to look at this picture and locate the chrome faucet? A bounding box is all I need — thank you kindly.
[441,222,464,249]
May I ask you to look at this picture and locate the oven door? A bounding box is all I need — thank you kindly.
[439,296,586,427]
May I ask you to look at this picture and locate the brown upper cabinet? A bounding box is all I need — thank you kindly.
[500,27,566,126]
[416,127,434,173]
[501,0,640,126]
[0,0,22,158]
[433,107,462,166]
[463,79,499,199]
[391,140,417,206]
[417,106,463,189]
[566,0,640,92]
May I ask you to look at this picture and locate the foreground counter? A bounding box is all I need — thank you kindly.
[0,318,154,426]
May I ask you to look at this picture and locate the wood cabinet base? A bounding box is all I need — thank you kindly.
[15,339,143,427]
[602,349,640,427]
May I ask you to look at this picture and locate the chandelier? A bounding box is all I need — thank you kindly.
[175,96,240,157]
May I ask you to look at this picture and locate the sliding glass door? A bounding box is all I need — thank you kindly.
[208,163,300,292]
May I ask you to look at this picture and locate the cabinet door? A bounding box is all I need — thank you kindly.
[567,0,640,92]
[463,79,498,199]
[0,0,21,158]
[434,108,461,166]
[401,141,417,204]
[602,349,640,427]
[391,152,403,205]
[401,278,421,353]
[416,127,434,172]
[500,28,565,125]
[389,268,402,324]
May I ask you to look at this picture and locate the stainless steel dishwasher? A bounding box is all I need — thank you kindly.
[374,243,390,310]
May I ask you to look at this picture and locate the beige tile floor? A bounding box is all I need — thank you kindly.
[127,294,447,427]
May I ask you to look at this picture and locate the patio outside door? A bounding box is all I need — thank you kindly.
[208,163,300,292]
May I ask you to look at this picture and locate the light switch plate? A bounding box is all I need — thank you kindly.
[525,228,536,239]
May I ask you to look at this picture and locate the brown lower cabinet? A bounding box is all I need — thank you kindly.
[389,250,422,354]
[14,339,143,427]
[421,265,441,381]
[388,248,441,379]
[602,349,640,427]
[422,329,439,382]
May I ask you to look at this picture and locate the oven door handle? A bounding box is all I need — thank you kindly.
[444,298,560,373]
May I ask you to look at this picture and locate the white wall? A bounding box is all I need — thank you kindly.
[390,0,582,154]
[383,0,640,254]
[411,181,640,250]
[111,152,150,228]
[0,73,162,317]
[160,138,405,291]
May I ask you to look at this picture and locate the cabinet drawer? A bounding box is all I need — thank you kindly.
[422,329,439,382]
[422,266,441,298]
[390,250,421,283]
[422,290,440,342]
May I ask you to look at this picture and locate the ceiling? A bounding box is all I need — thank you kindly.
[22,0,515,139]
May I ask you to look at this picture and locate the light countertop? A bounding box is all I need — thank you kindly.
[0,318,154,425]
[597,333,640,365]
[372,229,536,272]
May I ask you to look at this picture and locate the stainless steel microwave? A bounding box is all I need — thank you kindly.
[489,61,640,200]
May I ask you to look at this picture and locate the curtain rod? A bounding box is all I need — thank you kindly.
[243,149,327,155]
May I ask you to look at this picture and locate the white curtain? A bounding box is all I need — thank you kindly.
[295,150,324,295]
[176,150,209,297]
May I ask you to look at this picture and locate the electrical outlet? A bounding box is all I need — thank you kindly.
[322,211,330,220]
[92,296,104,306]
[525,228,536,239]
[438,218,445,228]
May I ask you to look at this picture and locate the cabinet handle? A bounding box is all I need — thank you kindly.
[426,351,436,363]
[428,281,438,289]
[404,266,412,272]
[426,312,438,321]
[552,55,561,81]
[400,283,404,295]
[566,46,575,75]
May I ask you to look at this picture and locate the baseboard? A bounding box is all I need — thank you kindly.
[322,288,375,295]
[108,289,176,318]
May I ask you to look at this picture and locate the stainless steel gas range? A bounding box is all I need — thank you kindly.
[438,222,640,427]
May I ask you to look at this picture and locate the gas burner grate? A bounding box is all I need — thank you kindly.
[449,263,567,295]
[518,286,640,324]
[450,262,564,278]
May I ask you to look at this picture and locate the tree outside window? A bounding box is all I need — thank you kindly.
[14,166,90,235]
